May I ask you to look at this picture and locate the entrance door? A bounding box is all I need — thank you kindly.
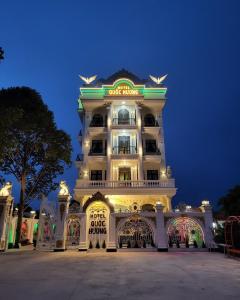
[119,168,131,181]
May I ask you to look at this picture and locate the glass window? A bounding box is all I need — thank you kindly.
[91,170,102,180]
[145,140,157,153]
[147,170,159,180]
[118,109,129,124]
[91,140,103,153]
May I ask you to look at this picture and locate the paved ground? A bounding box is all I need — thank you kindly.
[0,250,239,300]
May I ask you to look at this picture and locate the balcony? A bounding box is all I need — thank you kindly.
[112,146,137,155]
[143,148,161,155]
[89,149,106,156]
[90,121,106,127]
[75,179,176,196]
[144,120,159,127]
[76,179,175,189]
[112,118,136,126]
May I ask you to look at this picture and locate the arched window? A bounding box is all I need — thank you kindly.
[144,114,156,126]
[118,109,129,124]
[91,114,103,127]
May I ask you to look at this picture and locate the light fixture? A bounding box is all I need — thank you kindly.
[186,205,192,210]
[212,222,217,229]
[30,210,36,214]
[121,101,126,105]
[202,200,210,206]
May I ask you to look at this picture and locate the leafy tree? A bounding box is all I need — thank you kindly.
[218,185,240,217]
[0,47,4,62]
[0,87,72,247]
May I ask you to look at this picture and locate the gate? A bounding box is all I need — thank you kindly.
[118,215,154,248]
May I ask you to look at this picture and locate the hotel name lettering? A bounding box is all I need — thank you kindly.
[89,209,107,234]
[108,84,139,96]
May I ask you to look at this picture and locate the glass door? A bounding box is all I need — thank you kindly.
[119,168,131,181]
[118,136,130,154]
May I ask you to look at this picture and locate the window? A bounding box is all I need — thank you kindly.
[91,114,104,127]
[144,114,155,126]
[119,168,131,181]
[91,140,103,154]
[118,109,129,124]
[147,170,159,180]
[118,136,130,154]
[91,170,102,180]
[145,140,157,153]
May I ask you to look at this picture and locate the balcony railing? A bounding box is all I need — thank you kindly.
[76,179,175,189]
[89,149,106,156]
[144,121,159,127]
[112,118,136,125]
[89,122,106,127]
[143,148,161,155]
[112,146,137,155]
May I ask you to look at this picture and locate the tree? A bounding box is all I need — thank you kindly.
[218,185,240,217]
[0,87,72,247]
[0,47,4,62]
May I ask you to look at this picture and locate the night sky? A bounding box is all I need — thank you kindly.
[1,0,240,209]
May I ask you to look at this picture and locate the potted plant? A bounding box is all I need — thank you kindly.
[89,240,93,249]
[96,240,100,249]
[102,240,106,249]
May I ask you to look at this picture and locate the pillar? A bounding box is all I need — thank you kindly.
[136,105,143,180]
[107,213,117,252]
[202,202,216,249]
[0,194,14,251]
[28,211,36,244]
[156,202,168,251]
[54,193,70,251]
[79,213,88,251]
[107,104,112,180]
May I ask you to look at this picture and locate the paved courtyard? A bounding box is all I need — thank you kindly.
[0,250,239,300]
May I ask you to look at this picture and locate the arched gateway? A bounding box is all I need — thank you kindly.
[117,215,155,248]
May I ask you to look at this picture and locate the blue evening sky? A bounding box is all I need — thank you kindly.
[0,0,240,209]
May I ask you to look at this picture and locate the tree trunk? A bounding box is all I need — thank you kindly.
[14,176,25,248]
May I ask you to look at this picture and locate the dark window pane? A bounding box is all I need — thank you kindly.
[91,140,103,153]
[146,140,157,152]
[91,170,102,180]
[147,170,159,180]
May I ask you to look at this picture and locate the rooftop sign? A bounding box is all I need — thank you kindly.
[107,82,140,96]
[79,78,167,108]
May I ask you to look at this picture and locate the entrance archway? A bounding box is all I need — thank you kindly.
[66,216,80,248]
[117,215,155,248]
[167,217,205,248]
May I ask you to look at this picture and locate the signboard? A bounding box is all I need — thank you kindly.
[88,208,107,234]
[107,83,139,96]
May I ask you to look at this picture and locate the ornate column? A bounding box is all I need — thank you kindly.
[0,182,14,251]
[201,201,216,249]
[158,111,167,178]
[107,213,117,252]
[107,104,112,180]
[79,213,87,251]
[136,104,143,180]
[156,202,168,251]
[54,181,71,251]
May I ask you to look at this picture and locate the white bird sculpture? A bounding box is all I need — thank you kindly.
[149,74,167,85]
[79,75,97,84]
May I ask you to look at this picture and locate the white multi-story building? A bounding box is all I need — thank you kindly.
[0,70,216,252]
[75,70,176,212]
[32,70,216,252]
